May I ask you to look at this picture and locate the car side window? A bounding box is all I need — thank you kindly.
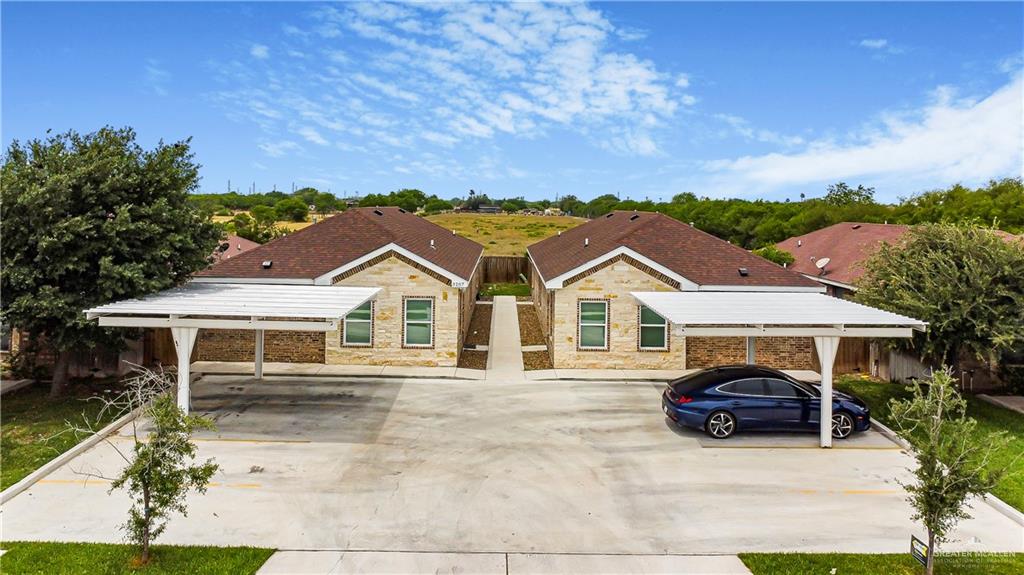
[765,379,802,398]
[729,378,767,396]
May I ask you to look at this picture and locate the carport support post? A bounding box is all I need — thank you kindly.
[814,336,840,448]
[170,327,199,414]
[746,337,755,364]
[254,329,264,380]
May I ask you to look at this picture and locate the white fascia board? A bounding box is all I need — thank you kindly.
[97,316,340,332]
[801,274,858,292]
[697,284,826,293]
[671,326,914,338]
[312,243,469,288]
[191,277,314,285]
[526,250,547,285]
[544,247,700,290]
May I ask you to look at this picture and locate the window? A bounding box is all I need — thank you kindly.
[578,300,608,349]
[404,298,433,347]
[638,305,667,350]
[765,379,802,398]
[343,301,372,346]
[729,378,767,396]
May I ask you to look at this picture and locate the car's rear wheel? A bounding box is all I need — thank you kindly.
[706,411,736,439]
[832,412,854,439]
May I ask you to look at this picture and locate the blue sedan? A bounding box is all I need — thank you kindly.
[661,365,871,439]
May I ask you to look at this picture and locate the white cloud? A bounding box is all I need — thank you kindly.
[702,74,1023,195]
[859,38,888,50]
[675,73,690,88]
[143,60,171,96]
[258,140,301,157]
[250,44,270,59]
[296,126,329,146]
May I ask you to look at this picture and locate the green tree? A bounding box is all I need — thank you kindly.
[889,370,1013,575]
[312,192,338,213]
[0,127,221,396]
[752,245,795,266]
[824,182,876,205]
[273,197,309,222]
[856,223,1024,369]
[227,212,284,244]
[250,205,278,225]
[423,198,453,214]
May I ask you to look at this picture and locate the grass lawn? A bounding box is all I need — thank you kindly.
[835,375,1024,512]
[740,552,1024,574]
[0,542,274,575]
[425,213,584,255]
[1,381,123,490]
[481,282,531,298]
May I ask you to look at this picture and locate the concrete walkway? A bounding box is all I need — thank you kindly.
[256,550,752,574]
[485,295,525,379]
[979,394,1024,416]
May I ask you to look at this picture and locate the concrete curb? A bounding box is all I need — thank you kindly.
[871,419,1024,526]
[0,407,140,506]
[0,378,35,396]
[195,369,485,381]
[978,394,1024,416]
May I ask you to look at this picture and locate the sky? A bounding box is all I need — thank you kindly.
[3,1,1022,203]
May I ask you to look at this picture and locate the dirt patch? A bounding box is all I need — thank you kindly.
[465,305,492,346]
[523,350,553,371]
[518,305,546,346]
[458,350,488,370]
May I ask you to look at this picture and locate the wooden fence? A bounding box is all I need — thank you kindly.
[480,255,529,284]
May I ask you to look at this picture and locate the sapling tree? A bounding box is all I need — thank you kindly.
[67,366,218,564]
[889,369,1013,575]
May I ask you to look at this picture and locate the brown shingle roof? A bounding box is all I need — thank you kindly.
[777,222,1022,286]
[198,207,483,281]
[776,222,909,286]
[527,211,819,288]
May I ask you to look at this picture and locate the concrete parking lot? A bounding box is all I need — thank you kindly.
[2,375,1021,554]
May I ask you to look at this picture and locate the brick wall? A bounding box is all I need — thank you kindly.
[550,261,685,369]
[195,329,325,363]
[685,336,814,370]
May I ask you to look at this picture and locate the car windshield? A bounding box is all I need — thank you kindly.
[795,381,821,397]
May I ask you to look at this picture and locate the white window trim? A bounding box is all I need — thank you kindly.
[404,298,434,347]
[342,301,373,347]
[638,305,668,350]
[578,300,609,350]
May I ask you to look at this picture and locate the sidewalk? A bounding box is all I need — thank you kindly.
[485,295,525,379]
[257,550,752,574]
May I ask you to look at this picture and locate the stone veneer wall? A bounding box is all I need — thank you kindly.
[458,261,482,355]
[326,255,461,367]
[550,261,685,369]
[529,255,554,353]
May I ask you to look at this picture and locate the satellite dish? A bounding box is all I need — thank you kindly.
[815,257,831,270]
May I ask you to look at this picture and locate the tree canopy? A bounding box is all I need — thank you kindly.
[1,127,221,393]
[855,222,1024,368]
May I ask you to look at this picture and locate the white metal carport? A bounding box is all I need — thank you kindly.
[631,291,926,447]
[86,283,380,413]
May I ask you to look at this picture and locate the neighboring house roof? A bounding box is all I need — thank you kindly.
[527,210,820,289]
[776,222,908,287]
[778,222,1022,288]
[213,234,261,261]
[198,207,483,283]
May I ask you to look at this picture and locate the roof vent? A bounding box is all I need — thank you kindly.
[430,239,436,249]
[629,214,640,221]
[797,240,802,247]
[262,260,273,269]
[398,208,407,213]
[605,213,614,218]
[584,237,590,247]
[689,222,695,227]
[738,267,748,277]
[852,224,861,229]
[557,231,562,236]
[373,209,383,216]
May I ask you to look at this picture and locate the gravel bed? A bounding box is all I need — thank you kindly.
[517,304,546,346]
[522,350,553,371]
[465,305,492,346]
[458,350,488,370]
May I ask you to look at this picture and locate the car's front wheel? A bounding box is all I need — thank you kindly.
[706,411,736,439]
[832,412,854,439]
